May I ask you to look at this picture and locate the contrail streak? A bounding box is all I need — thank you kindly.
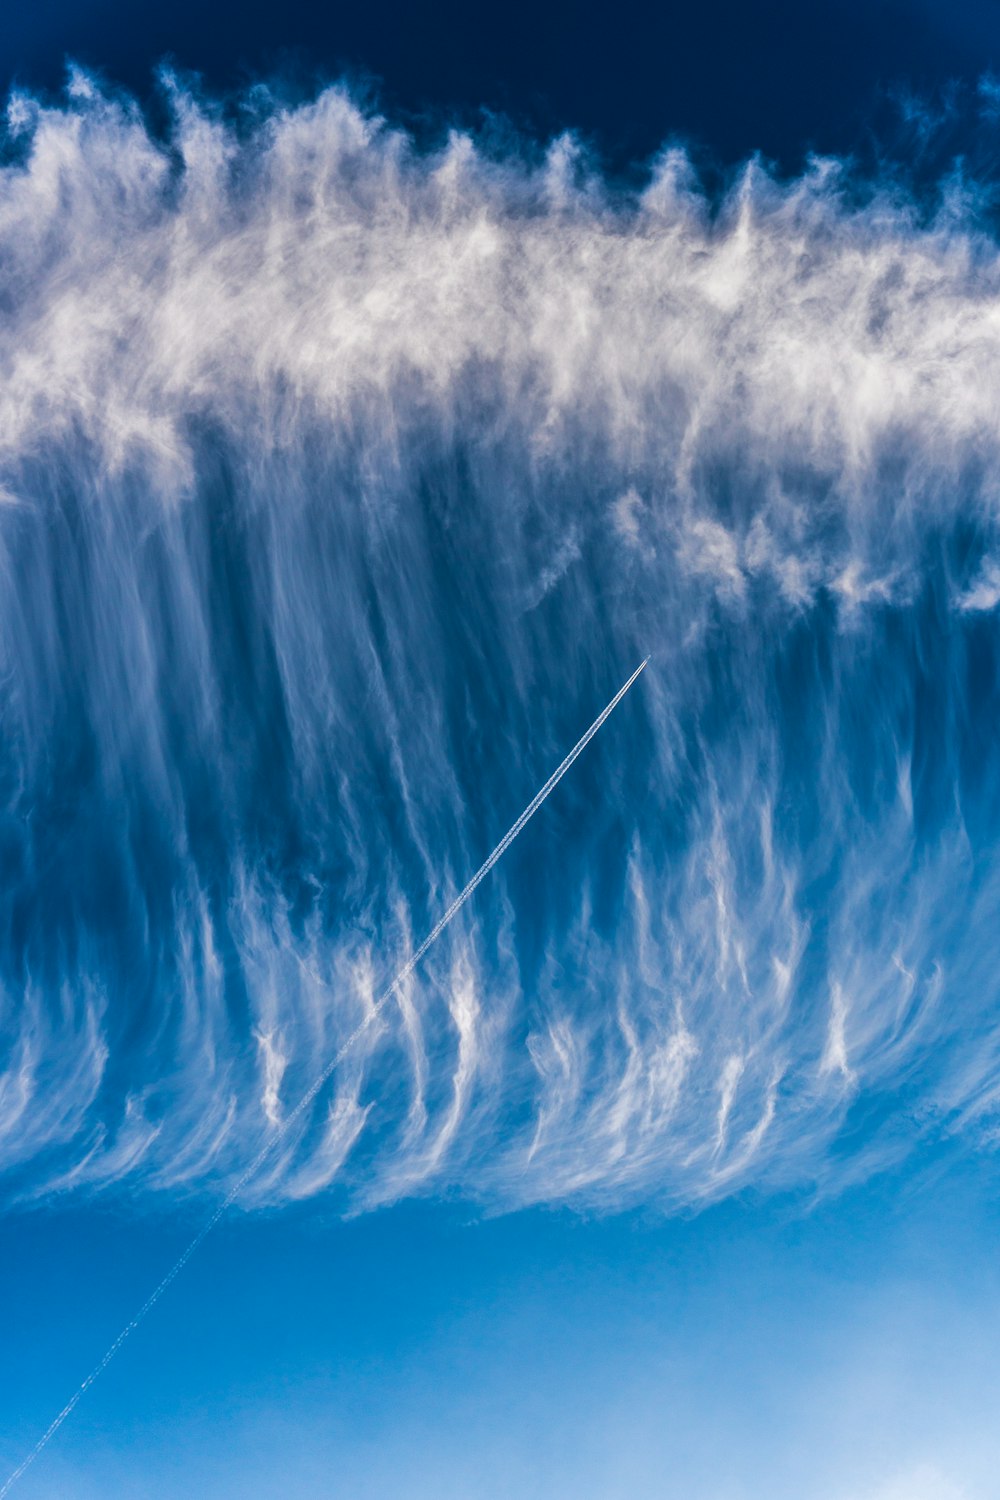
[0,657,648,1497]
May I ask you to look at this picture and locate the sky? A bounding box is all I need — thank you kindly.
[2,2,1000,1497]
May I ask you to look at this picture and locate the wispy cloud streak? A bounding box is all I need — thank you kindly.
[1,75,1000,1212]
[0,659,645,1499]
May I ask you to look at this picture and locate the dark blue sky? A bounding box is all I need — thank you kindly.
[7,0,1000,168]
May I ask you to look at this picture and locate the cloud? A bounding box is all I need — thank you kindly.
[1,75,999,1213]
[957,557,1000,611]
[845,1466,969,1500]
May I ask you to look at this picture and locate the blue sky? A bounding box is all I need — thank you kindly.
[6,0,1000,170]
[3,5,1000,1497]
[6,1165,1000,1499]
[5,1166,1000,1497]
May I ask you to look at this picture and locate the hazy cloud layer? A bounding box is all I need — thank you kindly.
[2,77,1000,1211]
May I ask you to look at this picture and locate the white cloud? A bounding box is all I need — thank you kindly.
[842,1465,969,1500]
[957,558,1000,612]
[0,77,999,1213]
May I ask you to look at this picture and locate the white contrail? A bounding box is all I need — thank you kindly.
[0,657,648,1498]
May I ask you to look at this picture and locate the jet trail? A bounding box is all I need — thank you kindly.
[0,657,648,1498]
